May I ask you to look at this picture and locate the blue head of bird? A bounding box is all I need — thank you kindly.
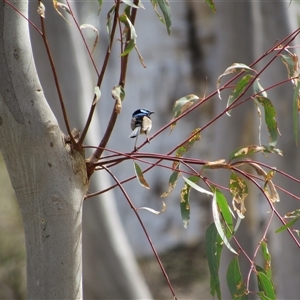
[129,109,154,138]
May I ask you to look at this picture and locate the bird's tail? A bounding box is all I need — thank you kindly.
[129,126,141,138]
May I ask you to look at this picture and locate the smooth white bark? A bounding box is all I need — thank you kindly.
[0,1,88,298]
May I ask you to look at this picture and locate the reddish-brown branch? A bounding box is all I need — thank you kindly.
[102,165,178,300]
[39,8,75,146]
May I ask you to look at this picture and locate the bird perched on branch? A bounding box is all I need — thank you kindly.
[129,108,154,150]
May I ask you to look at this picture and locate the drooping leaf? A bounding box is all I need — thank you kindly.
[97,0,103,14]
[229,145,282,161]
[150,0,172,35]
[52,0,71,23]
[137,201,166,214]
[205,223,223,300]
[281,53,300,145]
[255,96,279,147]
[281,53,299,83]
[253,78,268,98]
[205,0,216,13]
[161,168,180,197]
[257,270,276,299]
[133,162,150,189]
[158,0,172,35]
[261,241,272,279]
[263,170,280,203]
[119,14,137,56]
[122,0,145,9]
[173,128,201,165]
[227,257,248,300]
[229,172,248,218]
[275,216,299,233]
[150,0,164,24]
[80,24,99,54]
[111,85,125,113]
[106,5,116,42]
[170,94,200,131]
[217,63,256,99]
[249,163,280,203]
[180,175,199,228]
[215,188,234,236]
[253,97,263,145]
[212,189,237,254]
[183,176,213,197]
[226,74,254,116]
[293,80,300,145]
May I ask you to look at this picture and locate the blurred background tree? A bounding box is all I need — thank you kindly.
[1,0,300,298]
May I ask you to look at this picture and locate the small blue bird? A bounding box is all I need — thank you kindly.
[129,108,154,150]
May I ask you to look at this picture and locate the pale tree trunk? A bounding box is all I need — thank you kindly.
[0,1,88,298]
[27,1,152,298]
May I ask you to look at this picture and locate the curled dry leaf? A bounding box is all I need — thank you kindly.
[249,163,280,203]
[203,159,228,169]
[111,85,125,114]
[93,86,101,105]
[137,201,166,215]
[80,24,99,54]
[52,0,71,24]
[229,172,248,219]
[37,2,46,18]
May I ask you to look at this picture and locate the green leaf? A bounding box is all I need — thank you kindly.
[293,81,300,145]
[106,5,116,39]
[227,257,248,300]
[170,94,199,131]
[253,78,267,98]
[215,188,234,235]
[174,128,201,160]
[257,271,276,299]
[281,53,299,80]
[275,216,299,233]
[261,241,272,279]
[150,0,172,35]
[255,96,279,147]
[229,145,282,161]
[180,176,199,228]
[217,63,256,99]
[205,223,223,300]
[97,0,103,14]
[226,74,254,116]
[122,0,144,9]
[133,162,150,189]
[161,167,180,197]
[212,189,237,254]
[157,0,172,35]
[119,14,137,56]
[183,176,213,197]
[229,172,248,218]
[205,0,216,13]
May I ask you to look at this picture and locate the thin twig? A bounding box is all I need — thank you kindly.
[39,6,75,145]
[79,1,120,147]
[101,164,178,300]
[5,0,42,35]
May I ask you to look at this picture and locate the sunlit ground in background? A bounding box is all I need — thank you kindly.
[0,153,26,299]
